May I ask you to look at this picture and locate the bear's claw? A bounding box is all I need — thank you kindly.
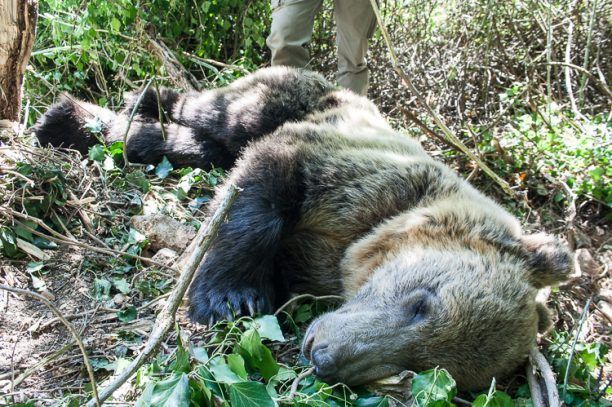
[188,284,273,326]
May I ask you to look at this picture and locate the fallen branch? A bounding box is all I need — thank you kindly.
[526,361,546,407]
[0,284,100,406]
[368,0,518,199]
[529,347,561,407]
[84,184,239,407]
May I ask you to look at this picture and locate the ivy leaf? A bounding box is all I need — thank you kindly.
[155,156,173,179]
[117,305,137,322]
[85,118,104,134]
[94,278,111,299]
[229,381,275,407]
[209,356,245,384]
[237,329,279,381]
[472,391,513,407]
[251,315,285,342]
[113,278,131,294]
[136,373,190,407]
[126,170,150,192]
[411,368,457,407]
[355,396,390,407]
[26,261,45,273]
[227,353,248,380]
[88,144,105,161]
[107,141,124,158]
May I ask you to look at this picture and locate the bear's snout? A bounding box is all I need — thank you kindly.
[310,343,339,380]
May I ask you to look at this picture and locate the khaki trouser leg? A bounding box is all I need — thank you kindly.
[334,0,377,95]
[267,0,323,68]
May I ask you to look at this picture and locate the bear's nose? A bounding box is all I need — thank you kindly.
[311,343,338,380]
[302,319,322,360]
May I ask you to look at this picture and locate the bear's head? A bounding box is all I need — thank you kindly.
[302,213,572,390]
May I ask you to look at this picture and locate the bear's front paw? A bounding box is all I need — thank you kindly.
[187,283,273,326]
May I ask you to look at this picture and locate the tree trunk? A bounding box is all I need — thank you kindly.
[0,0,38,126]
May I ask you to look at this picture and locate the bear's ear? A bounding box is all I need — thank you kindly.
[521,233,573,288]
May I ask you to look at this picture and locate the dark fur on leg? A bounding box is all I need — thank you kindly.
[187,140,304,323]
[33,95,117,154]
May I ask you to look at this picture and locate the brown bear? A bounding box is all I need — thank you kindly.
[34,67,572,390]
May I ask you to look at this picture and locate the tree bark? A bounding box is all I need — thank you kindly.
[0,0,38,125]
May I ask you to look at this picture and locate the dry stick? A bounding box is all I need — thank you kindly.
[367,0,517,199]
[578,0,598,105]
[562,298,591,402]
[84,184,239,407]
[122,78,155,165]
[545,61,612,99]
[526,362,546,407]
[287,367,316,401]
[564,1,579,115]
[0,284,100,407]
[274,294,344,317]
[529,347,561,407]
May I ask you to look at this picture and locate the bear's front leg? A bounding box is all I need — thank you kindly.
[187,140,304,325]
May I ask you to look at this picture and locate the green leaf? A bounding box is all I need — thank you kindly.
[229,381,275,407]
[355,395,390,407]
[228,353,248,380]
[155,156,173,179]
[111,17,121,31]
[251,315,285,342]
[85,119,104,134]
[136,373,190,407]
[94,278,111,299]
[126,170,151,192]
[107,141,125,158]
[117,306,137,322]
[237,328,279,381]
[113,278,131,294]
[169,339,191,373]
[411,368,457,407]
[0,227,21,258]
[210,356,245,384]
[26,261,45,273]
[88,144,105,161]
[472,391,514,407]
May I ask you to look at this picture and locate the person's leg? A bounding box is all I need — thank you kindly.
[266,0,323,68]
[334,0,377,95]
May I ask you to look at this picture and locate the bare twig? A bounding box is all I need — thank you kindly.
[274,294,344,316]
[122,78,154,165]
[367,0,518,199]
[564,1,579,115]
[0,284,100,406]
[544,61,612,99]
[562,298,591,401]
[84,184,239,407]
[578,0,599,105]
[287,367,315,400]
[529,347,561,407]
[526,361,546,407]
